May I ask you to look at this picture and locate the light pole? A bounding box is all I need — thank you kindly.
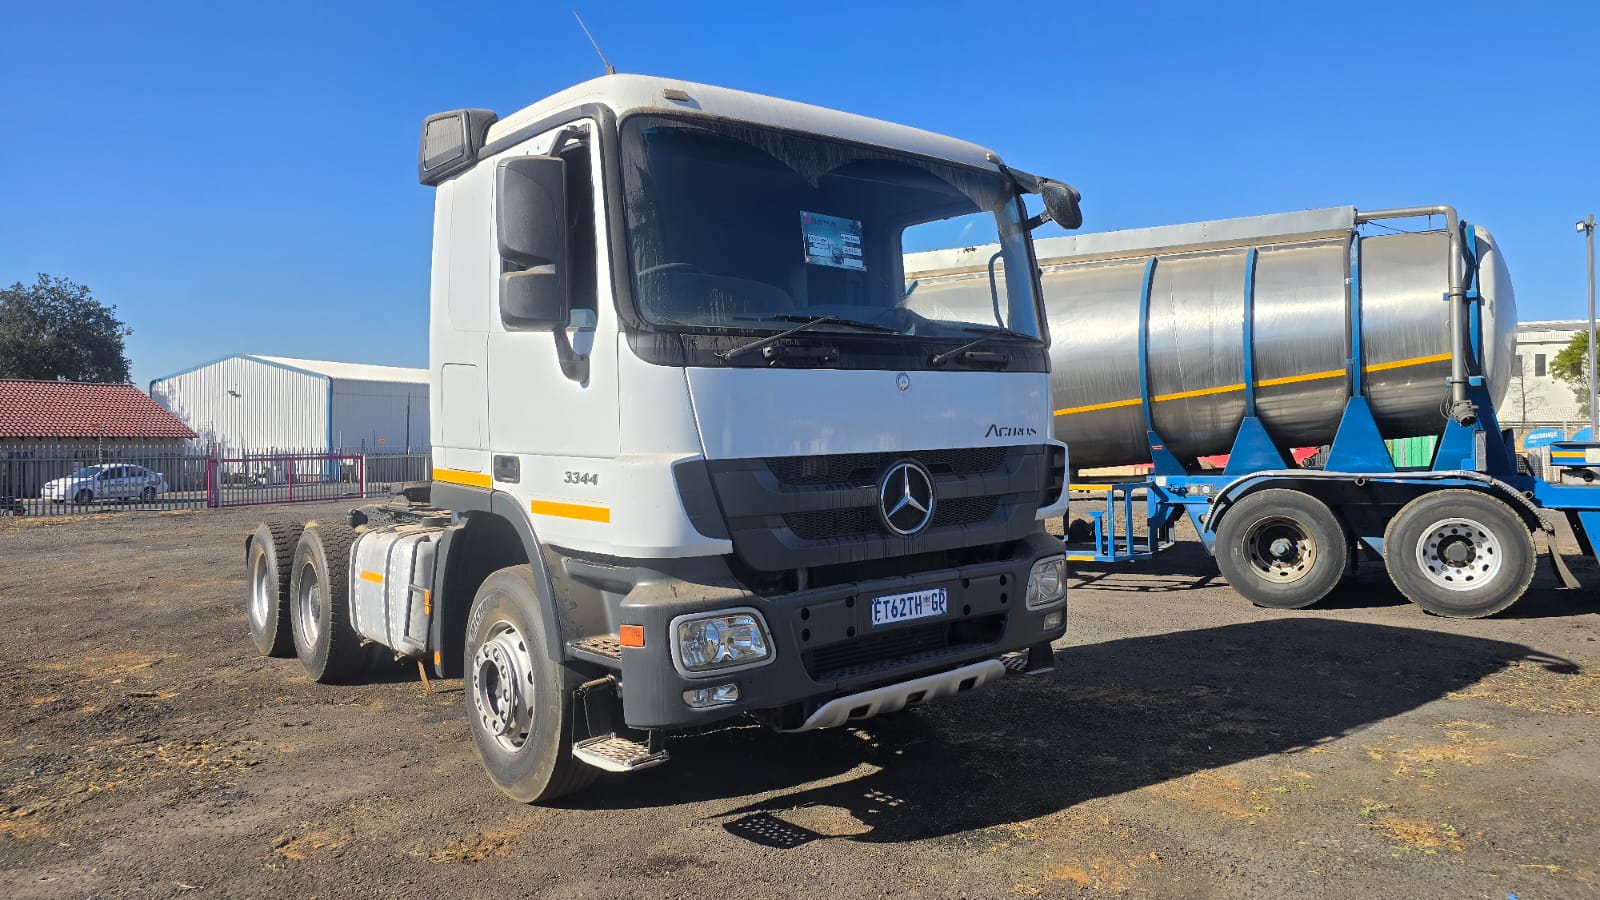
[1579,214,1597,436]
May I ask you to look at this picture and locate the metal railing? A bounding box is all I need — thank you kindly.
[0,444,431,518]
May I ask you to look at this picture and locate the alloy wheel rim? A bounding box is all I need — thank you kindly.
[1415,517,1502,591]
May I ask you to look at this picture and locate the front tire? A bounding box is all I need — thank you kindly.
[247,521,302,657]
[1383,490,1535,618]
[288,522,364,682]
[464,566,597,803]
[74,488,93,505]
[1214,489,1346,610]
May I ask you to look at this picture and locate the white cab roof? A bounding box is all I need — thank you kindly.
[485,73,1000,170]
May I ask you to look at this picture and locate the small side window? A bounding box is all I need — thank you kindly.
[561,143,597,317]
[1535,353,1547,377]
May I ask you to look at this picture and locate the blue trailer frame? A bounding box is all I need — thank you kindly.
[1063,207,1598,614]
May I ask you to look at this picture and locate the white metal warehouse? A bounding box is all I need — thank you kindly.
[149,355,429,454]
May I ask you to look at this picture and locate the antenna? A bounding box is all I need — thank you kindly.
[572,10,616,76]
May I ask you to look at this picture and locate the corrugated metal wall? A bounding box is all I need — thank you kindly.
[150,357,329,453]
[330,379,431,452]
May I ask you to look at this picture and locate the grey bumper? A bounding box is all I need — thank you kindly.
[611,531,1066,730]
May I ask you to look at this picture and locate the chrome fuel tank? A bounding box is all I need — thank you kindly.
[1025,206,1516,469]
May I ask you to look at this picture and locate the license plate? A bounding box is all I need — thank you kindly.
[870,588,949,627]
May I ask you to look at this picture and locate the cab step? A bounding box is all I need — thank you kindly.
[567,635,624,666]
[572,733,670,773]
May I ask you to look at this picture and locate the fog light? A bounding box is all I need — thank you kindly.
[1042,610,1065,631]
[1026,555,1067,609]
[674,610,772,673]
[683,683,741,708]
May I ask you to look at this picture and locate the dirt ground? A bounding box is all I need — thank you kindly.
[2,501,1597,898]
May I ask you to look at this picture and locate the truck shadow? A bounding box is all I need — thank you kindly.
[573,619,1577,845]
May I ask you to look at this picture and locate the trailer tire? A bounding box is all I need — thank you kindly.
[464,566,596,803]
[247,521,302,657]
[1214,489,1346,609]
[288,522,365,682]
[1382,490,1534,619]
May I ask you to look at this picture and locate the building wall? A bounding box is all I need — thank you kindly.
[1503,322,1590,432]
[150,357,329,453]
[329,379,431,452]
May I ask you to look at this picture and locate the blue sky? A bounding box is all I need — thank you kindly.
[3,0,1597,388]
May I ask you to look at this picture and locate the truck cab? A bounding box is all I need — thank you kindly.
[249,74,1079,802]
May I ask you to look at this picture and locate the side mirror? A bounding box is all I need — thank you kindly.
[1039,180,1083,230]
[500,271,568,330]
[495,156,569,328]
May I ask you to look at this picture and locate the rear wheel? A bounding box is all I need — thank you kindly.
[288,522,364,682]
[464,566,596,803]
[1214,489,1346,609]
[1383,490,1535,618]
[247,521,302,657]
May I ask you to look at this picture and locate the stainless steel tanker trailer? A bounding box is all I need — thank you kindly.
[905,205,1600,618]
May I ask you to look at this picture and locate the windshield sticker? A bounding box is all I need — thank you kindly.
[801,211,866,271]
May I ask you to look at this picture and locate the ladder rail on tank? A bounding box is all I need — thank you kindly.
[1059,209,1600,595]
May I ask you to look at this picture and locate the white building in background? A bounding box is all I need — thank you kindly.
[1504,320,1588,431]
[149,355,429,454]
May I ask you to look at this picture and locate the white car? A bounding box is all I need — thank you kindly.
[43,464,169,504]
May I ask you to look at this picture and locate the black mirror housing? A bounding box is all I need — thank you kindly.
[1040,180,1083,230]
[496,156,568,267]
[495,155,570,329]
[500,271,569,331]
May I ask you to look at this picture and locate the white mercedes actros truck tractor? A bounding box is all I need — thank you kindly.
[244,74,1081,802]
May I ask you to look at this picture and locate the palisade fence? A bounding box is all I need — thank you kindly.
[0,443,431,518]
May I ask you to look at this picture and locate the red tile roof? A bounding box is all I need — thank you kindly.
[0,380,196,439]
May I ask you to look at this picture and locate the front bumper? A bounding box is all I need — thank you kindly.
[610,531,1066,730]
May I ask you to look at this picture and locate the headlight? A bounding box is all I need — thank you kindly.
[674,610,772,674]
[1026,556,1067,610]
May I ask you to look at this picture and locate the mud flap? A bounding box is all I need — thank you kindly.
[1545,532,1583,590]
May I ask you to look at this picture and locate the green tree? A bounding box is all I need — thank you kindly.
[1551,330,1591,409]
[0,274,132,383]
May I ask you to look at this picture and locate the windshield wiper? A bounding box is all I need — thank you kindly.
[769,314,897,332]
[717,315,895,361]
[929,326,1040,368]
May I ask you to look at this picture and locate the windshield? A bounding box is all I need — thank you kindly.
[70,466,104,478]
[620,114,1042,341]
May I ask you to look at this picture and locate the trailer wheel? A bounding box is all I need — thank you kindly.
[1214,489,1346,609]
[464,566,596,803]
[1383,490,1534,618]
[247,521,302,657]
[288,522,364,682]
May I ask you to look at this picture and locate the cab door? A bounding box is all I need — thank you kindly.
[484,121,620,461]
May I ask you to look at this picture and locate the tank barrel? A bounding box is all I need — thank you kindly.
[1013,205,1517,470]
[1356,205,1476,425]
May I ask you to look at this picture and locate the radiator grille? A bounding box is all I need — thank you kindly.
[785,495,999,540]
[766,447,1009,487]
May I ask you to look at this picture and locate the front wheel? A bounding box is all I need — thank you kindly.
[1382,490,1535,618]
[74,489,93,505]
[464,566,596,803]
[141,486,157,502]
[1213,489,1347,610]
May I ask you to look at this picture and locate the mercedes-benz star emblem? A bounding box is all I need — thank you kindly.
[879,460,936,536]
[895,372,910,392]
